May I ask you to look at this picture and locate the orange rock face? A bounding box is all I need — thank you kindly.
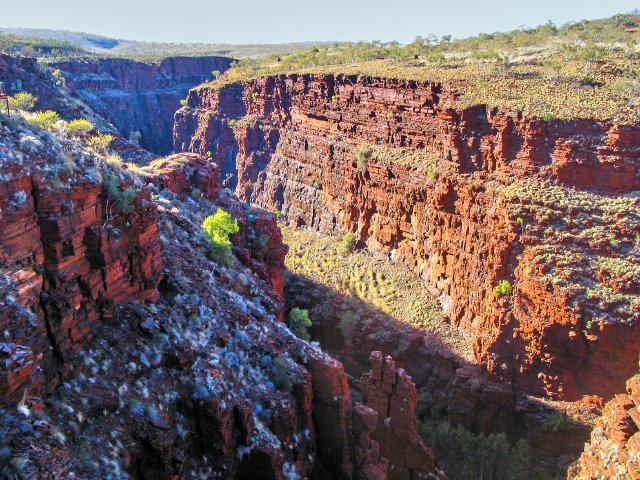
[573,372,640,479]
[0,158,162,401]
[141,153,222,199]
[174,74,640,403]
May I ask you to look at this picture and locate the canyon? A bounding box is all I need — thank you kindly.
[174,73,640,476]
[0,39,638,478]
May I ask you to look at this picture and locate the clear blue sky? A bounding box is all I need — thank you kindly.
[3,1,639,44]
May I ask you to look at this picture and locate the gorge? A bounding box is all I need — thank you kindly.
[1,13,640,480]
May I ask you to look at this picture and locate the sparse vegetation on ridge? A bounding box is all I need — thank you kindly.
[352,143,446,174]
[204,13,640,123]
[495,178,640,325]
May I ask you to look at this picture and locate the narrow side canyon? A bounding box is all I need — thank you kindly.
[54,56,233,154]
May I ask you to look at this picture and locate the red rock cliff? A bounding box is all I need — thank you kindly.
[54,56,233,154]
[360,351,446,479]
[572,371,640,479]
[174,74,640,403]
[0,157,162,402]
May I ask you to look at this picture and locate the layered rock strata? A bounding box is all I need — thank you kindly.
[0,157,161,399]
[174,74,640,402]
[55,56,232,153]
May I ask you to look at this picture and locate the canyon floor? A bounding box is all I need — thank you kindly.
[1,12,640,480]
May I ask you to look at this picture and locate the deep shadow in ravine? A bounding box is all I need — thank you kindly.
[284,269,590,479]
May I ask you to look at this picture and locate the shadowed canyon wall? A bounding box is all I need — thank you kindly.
[54,56,233,154]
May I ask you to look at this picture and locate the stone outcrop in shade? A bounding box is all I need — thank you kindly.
[54,56,233,154]
[360,351,446,480]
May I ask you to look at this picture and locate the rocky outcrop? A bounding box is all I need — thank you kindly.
[140,152,222,199]
[55,56,232,154]
[0,157,162,401]
[174,74,640,403]
[361,352,445,479]
[573,372,640,479]
[306,350,352,477]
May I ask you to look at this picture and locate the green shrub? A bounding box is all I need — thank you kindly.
[271,357,294,392]
[492,279,512,297]
[31,110,59,128]
[288,307,311,341]
[201,209,240,266]
[104,154,124,169]
[542,411,568,432]
[227,119,237,127]
[338,231,357,255]
[87,133,115,153]
[9,92,37,111]
[179,99,187,106]
[541,112,555,122]
[66,118,94,136]
[354,145,372,169]
[274,209,283,219]
[102,174,136,214]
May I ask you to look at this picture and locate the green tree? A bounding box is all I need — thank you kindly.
[420,420,537,479]
[9,92,37,111]
[288,307,311,340]
[201,209,240,266]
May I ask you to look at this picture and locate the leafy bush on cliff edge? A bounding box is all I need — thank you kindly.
[288,307,311,341]
[8,92,37,111]
[202,209,240,266]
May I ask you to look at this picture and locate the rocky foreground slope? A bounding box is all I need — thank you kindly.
[174,73,640,477]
